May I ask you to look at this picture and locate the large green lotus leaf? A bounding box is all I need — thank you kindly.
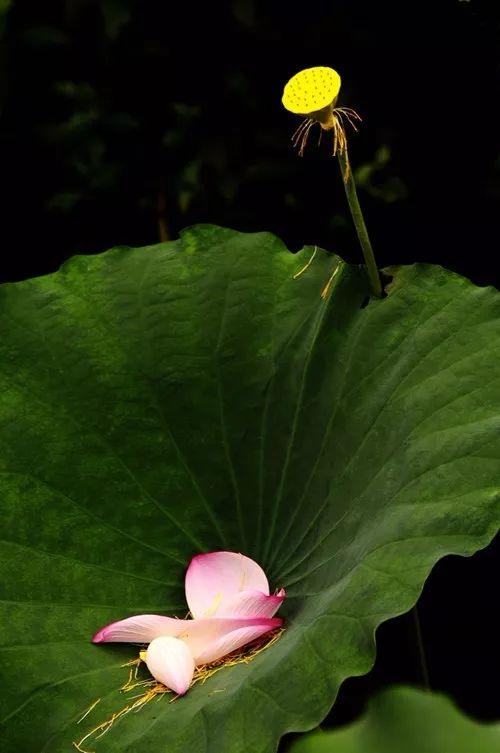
[288,685,500,753]
[0,225,499,752]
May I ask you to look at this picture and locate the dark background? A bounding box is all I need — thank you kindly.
[0,0,498,739]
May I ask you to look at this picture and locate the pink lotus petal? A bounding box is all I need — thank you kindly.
[145,636,195,695]
[92,614,191,644]
[185,551,269,618]
[91,613,282,664]
[217,588,286,618]
[177,615,282,664]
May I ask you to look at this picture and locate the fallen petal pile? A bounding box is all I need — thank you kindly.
[92,551,285,695]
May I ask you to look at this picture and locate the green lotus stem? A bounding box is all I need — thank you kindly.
[337,150,383,298]
[412,605,431,690]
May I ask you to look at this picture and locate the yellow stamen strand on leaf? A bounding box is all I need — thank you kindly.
[293,246,318,279]
[321,261,342,300]
[74,629,285,753]
[76,698,101,725]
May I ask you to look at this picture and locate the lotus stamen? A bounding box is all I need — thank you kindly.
[74,628,284,753]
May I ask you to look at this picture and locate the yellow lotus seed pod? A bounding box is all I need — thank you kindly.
[282,67,360,157]
[282,66,341,116]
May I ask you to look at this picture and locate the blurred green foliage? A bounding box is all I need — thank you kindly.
[0,1,409,258]
[355,146,408,204]
[0,0,12,37]
[288,686,500,753]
